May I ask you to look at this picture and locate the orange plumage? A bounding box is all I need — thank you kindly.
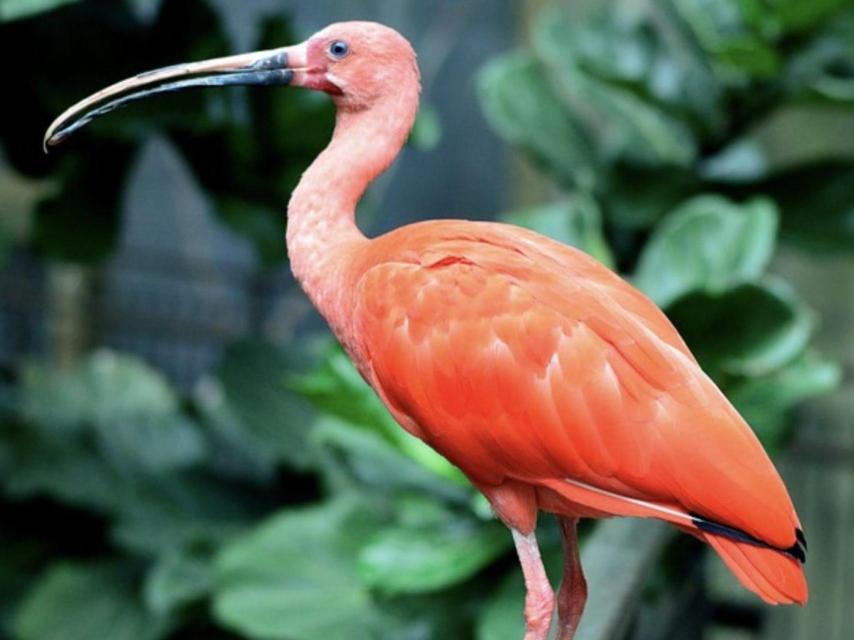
[349,220,807,606]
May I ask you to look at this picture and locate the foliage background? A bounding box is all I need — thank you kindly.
[1,0,852,639]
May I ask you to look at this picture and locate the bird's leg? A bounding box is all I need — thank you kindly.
[511,528,555,640]
[555,517,588,640]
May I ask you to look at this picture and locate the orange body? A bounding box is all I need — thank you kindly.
[343,219,807,605]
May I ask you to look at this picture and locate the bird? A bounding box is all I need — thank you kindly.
[45,21,808,640]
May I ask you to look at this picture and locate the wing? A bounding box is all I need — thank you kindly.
[352,227,800,551]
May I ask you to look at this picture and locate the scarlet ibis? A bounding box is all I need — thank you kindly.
[46,21,807,640]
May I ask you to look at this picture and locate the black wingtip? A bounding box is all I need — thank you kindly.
[787,541,807,564]
[796,527,808,551]
[690,513,808,564]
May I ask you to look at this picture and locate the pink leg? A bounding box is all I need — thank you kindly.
[556,517,588,640]
[511,528,555,640]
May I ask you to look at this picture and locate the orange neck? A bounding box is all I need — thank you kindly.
[286,83,419,327]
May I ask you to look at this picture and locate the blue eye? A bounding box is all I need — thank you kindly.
[329,40,349,59]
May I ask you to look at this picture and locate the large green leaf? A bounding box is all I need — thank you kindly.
[213,500,380,640]
[358,518,510,596]
[13,561,173,640]
[634,195,778,306]
[477,52,597,188]
[21,350,177,432]
[668,280,814,378]
[216,340,316,471]
[20,351,207,473]
[500,194,615,268]
[534,8,698,168]
[730,353,841,450]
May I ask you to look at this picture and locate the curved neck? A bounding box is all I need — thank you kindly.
[286,87,418,322]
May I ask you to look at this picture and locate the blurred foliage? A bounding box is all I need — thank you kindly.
[0,344,507,640]
[0,0,850,639]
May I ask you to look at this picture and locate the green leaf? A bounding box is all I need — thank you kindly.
[783,8,854,105]
[478,52,597,189]
[0,0,80,22]
[2,431,122,512]
[312,418,471,504]
[110,472,260,557]
[358,518,510,596]
[20,351,207,473]
[671,0,782,79]
[213,500,380,640]
[13,561,173,640]
[786,13,854,103]
[216,340,315,471]
[667,280,814,378]
[634,195,778,307]
[730,353,841,450]
[500,194,615,268]
[289,348,398,435]
[21,350,178,433]
[291,347,467,484]
[755,161,854,252]
[533,8,698,168]
[94,412,207,475]
[192,376,278,483]
[545,2,725,131]
[144,546,213,617]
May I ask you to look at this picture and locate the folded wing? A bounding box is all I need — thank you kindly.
[352,222,806,603]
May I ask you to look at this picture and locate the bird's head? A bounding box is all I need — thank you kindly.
[302,22,420,112]
[43,21,419,151]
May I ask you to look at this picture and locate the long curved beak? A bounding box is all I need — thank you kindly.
[43,43,308,152]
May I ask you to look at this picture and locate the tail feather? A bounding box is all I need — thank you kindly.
[703,532,808,605]
[539,477,808,605]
